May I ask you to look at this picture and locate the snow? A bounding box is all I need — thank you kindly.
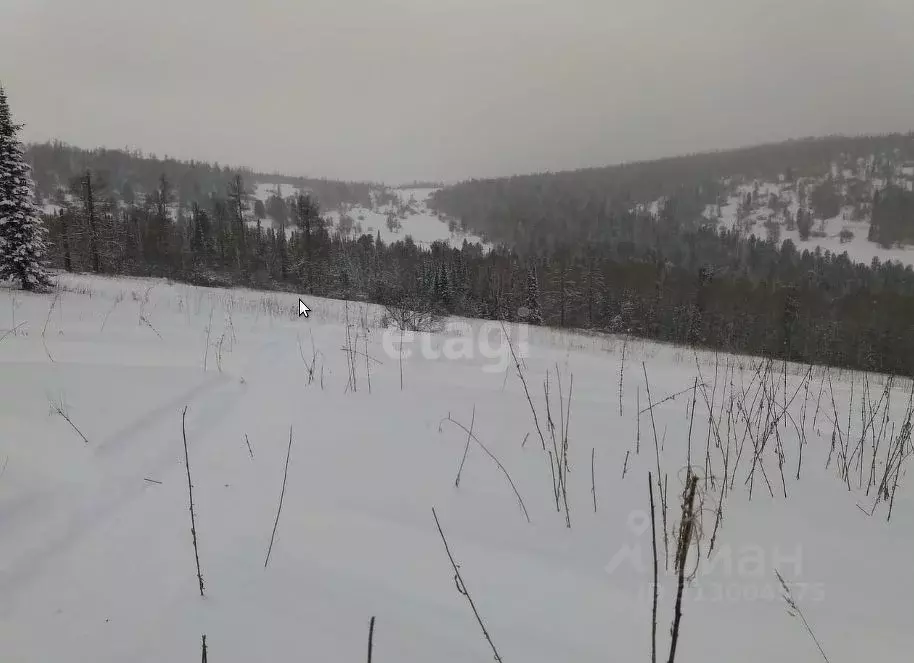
[325,187,489,249]
[244,184,488,248]
[251,181,303,203]
[704,179,914,267]
[0,273,912,662]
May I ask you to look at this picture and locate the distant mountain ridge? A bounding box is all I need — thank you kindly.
[429,132,914,252]
[25,140,374,211]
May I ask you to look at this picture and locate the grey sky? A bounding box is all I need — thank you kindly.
[2,0,913,184]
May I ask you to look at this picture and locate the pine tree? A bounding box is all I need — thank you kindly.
[0,86,50,290]
[524,264,543,324]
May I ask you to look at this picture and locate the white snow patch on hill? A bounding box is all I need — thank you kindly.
[244,183,487,248]
[704,178,914,267]
[252,181,304,203]
[0,273,912,662]
[325,187,489,249]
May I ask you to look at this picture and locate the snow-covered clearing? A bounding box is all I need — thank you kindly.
[251,181,304,204]
[246,183,489,249]
[326,187,488,249]
[703,178,914,267]
[0,273,912,662]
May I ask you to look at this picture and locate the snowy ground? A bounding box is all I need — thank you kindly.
[0,273,912,662]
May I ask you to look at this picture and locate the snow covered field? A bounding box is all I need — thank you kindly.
[0,273,912,662]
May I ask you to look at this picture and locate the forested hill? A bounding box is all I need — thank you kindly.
[429,133,914,249]
[25,141,373,211]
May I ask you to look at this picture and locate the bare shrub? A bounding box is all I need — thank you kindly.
[381,295,442,332]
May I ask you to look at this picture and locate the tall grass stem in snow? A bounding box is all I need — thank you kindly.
[367,616,376,663]
[264,425,294,568]
[181,406,205,597]
[440,413,530,523]
[432,507,503,663]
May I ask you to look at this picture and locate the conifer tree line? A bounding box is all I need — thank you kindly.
[5,85,914,377]
[430,133,914,247]
[0,86,50,291]
[38,166,914,376]
[25,141,374,212]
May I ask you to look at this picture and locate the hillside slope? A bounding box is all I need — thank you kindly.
[0,273,911,661]
[430,133,914,265]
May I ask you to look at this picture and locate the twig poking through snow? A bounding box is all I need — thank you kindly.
[399,327,404,391]
[49,396,90,445]
[99,295,121,332]
[0,323,26,344]
[265,425,294,568]
[500,320,547,452]
[367,616,376,663]
[181,406,205,597]
[41,293,59,362]
[649,472,659,663]
[203,307,214,371]
[432,507,504,663]
[441,414,531,523]
[455,406,475,488]
[643,362,669,569]
[140,315,163,340]
[775,570,831,663]
[667,472,699,663]
[591,447,597,512]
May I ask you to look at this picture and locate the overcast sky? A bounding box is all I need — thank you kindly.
[2,0,914,184]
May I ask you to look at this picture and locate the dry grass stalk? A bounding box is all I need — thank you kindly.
[440,413,530,523]
[643,362,669,568]
[500,321,547,452]
[181,406,205,597]
[775,570,830,663]
[432,507,504,663]
[667,472,699,663]
[265,425,294,568]
[649,472,659,663]
[455,405,475,488]
[367,616,376,663]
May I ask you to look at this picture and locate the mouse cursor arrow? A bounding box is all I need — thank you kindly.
[299,299,311,318]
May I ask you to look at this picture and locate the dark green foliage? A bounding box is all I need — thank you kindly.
[796,208,813,241]
[869,186,914,247]
[809,179,841,220]
[0,86,51,290]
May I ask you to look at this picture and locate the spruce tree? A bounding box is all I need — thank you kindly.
[0,86,50,290]
[524,265,543,324]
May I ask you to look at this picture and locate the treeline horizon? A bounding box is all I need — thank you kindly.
[430,132,914,247]
[25,140,375,211]
[40,168,914,378]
